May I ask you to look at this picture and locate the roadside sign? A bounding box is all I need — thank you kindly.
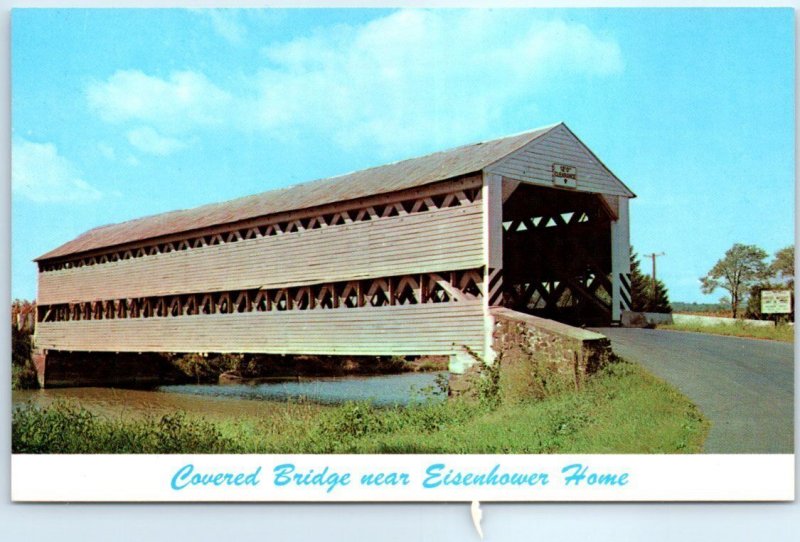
[761,290,792,314]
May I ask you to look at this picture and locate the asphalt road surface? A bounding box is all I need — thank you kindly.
[594,327,794,454]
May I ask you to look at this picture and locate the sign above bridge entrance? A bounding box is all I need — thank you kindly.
[552,163,578,188]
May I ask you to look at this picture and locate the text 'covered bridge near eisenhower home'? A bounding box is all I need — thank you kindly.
[33,123,634,388]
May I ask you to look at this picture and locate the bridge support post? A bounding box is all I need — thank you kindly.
[448,172,504,397]
[610,197,631,322]
[482,172,503,366]
[32,348,47,388]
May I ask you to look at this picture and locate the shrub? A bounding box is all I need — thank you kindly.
[12,363,39,390]
[148,412,231,453]
[13,401,98,453]
[461,346,502,409]
[168,353,245,383]
[11,326,38,390]
[316,401,390,439]
[12,401,235,454]
[12,326,32,366]
[303,396,482,453]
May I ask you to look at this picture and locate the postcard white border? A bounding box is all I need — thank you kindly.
[11,454,795,502]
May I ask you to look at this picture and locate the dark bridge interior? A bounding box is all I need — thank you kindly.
[501,183,613,326]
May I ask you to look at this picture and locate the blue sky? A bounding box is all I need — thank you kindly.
[10,8,794,303]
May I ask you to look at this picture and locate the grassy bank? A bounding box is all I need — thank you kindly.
[658,322,794,343]
[13,360,708,454]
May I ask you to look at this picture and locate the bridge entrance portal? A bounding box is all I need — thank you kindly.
[501,183,614,327]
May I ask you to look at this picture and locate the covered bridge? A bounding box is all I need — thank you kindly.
[32,122,634,387]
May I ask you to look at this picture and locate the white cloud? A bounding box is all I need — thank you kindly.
[127,126,188,156]
[252,11,623,153]
[193,9,247,44]
[97,142,116,160]
[12,139,102,203]
[87,70,232,130]
[87,10,623,156]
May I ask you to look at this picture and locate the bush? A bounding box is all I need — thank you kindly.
[316,401,392,439]
[168,353,244,383]
[148,412,232,453]
[12,326,32,366]
[12,401,235,454]
[459,346,502,409]
[12,363,39,390]
[303,398,480,453]
[12,401,95,453]
[11,326,38,389]
[401,399,475,433]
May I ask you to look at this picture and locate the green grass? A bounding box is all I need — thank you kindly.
[12,360,708,454]
[658,322,794,343]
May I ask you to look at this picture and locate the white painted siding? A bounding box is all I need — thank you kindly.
[35,301,486,356]
[486,124,633,197]
[38,203,484,304]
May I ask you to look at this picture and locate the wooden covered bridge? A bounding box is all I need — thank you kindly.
[32,122,634,387]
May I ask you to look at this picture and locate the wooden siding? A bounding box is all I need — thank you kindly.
[486,124,633,197]
[38,203,484,305]
[39,175,484,269]
[35,301,485,356]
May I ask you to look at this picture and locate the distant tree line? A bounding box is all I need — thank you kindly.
[671,302,727,313]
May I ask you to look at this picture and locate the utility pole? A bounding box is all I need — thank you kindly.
[644,252,665,305]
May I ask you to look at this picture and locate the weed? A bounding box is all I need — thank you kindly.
[463,345,501,409]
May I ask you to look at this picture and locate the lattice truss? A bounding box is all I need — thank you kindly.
[37,269,484,323]
[501,184,613,324]
[39,181,483,273]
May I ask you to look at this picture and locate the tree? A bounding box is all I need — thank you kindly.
[11,299,35,365]
[630,247,672,313]
[745,245,795,320]
[770,245,794,288]
[11,299,38,389]
[11,299,36,332]
[700,244,768,319]
[629,247,649,311]
[648,279,673,313]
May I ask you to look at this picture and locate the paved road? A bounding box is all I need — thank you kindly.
[593,327,794,454]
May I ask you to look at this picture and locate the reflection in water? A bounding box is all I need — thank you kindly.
[12,371,447,420]
[158,372,446,406]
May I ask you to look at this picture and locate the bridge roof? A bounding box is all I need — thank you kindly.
[37,123,560,261]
